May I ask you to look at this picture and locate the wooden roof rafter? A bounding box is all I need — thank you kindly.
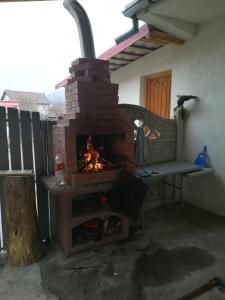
[147,27,185,45]
[116,52,143,59]
[110,57,133,63]
[109,61,128,66]
[138,37,164,45]
[126,45,153,52]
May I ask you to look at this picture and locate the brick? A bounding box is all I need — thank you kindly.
[52,58,135,185]
[72,169,120,186]
[71,58,109,68]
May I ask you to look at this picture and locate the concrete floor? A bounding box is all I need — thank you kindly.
[1,203,225,300]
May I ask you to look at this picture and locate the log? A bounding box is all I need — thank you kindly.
[3,175,43,266]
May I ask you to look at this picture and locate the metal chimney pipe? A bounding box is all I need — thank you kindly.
[63,0,96,59]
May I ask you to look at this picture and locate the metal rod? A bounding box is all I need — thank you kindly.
[163,181,182,190]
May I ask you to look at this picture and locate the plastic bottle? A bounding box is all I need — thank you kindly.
[194,145,208,167]
[55,154,66,185]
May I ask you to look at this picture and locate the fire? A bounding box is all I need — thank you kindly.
[82,135,104,172]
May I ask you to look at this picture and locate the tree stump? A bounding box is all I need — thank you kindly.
[3,175,43,266]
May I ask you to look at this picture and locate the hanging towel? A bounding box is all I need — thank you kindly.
[135,126,147,166]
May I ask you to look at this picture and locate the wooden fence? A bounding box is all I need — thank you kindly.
[0,107,54,249]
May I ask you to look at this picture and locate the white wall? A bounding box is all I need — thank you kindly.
[111,14,225,215]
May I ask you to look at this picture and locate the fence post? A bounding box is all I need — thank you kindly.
[32,113,50,240]
[0,107,9,249]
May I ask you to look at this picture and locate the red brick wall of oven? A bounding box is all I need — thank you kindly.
[52,58,135,185]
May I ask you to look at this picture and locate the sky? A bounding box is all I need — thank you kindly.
[0,0,131,95]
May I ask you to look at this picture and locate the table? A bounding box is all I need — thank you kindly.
[136,160,212,227]
[137,160,212,199]
[137,160,202,178]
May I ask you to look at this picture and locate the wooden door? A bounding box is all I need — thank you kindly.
[144,71,171,118]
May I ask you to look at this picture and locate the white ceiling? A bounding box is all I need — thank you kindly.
[150,0,225,25]
[136,0,225,39]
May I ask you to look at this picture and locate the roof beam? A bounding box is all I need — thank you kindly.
[139,37,165,46]
[98,24,150,60]
[147,28,185,45]
[126,45,152,52]
[108,65,122,72]
[109,66,120,70]
[110,57,132,63]
[109,61,127,66]
[118,52,143,59]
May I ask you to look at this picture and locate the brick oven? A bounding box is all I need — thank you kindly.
[52,58,135,187]
[43,0,138,255]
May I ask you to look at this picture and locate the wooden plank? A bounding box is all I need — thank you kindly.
[32,111,50,240]
[8,108,22,170]
[0,170,33,176]
[0,107,8,249]
[109,61,127,66]
[148,30,185,45]
[110,57,132,63]
[0,178,6,249]
[118,52,143,59]
[0,107,9,170]
[139,37,164,45]
[40,121,48,175]
[47,121,56,175]
[41,120,55,239]
[109,68,121,72]
[109,58,131,65]
[20,110,33,170]
[109,65,121,70]
[32,112,44,175]
[126,45,152,52]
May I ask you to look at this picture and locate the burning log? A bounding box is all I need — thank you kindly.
[79,135,119,173]
[82,135,104,172]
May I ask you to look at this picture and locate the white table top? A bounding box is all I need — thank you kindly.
[137,160,202,178]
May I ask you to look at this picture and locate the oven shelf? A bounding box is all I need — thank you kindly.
[41,175,114,197]
[46,184,130,255]
[70,197,129,254]
[70,232,127,254]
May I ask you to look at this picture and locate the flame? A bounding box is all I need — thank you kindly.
[82,135,104,172]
